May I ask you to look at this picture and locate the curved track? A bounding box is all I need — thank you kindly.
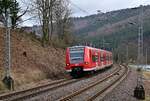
[0,65,126,101]
[58,65,129,101]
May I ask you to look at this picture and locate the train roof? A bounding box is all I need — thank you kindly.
[68,46,112,53]
[68,46,85,48]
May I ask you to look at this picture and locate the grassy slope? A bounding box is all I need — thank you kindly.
[0,28,67,91]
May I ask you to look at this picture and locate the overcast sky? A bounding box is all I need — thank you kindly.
[70,0,150,17]
[19,0,150,26]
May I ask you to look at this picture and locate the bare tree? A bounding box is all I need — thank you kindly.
[31,0,56,46]
[30,0,72,46]
[54,0,71,40]
[48,0,56,41]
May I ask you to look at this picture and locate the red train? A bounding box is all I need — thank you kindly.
[65,46,113,78]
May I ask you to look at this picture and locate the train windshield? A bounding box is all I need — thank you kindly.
[69,47,84,63]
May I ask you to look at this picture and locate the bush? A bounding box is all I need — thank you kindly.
[52,38,68,49]
[0,81,6,91]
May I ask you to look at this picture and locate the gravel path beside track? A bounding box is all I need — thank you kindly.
[102,67,138,101]
[143,71,150,101]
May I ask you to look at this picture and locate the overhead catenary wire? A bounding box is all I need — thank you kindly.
[69,0,89,15]
[15,0,91,26]
[16,15,37,26]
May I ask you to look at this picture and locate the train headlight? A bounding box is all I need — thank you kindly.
[85,62,89,64]
[66,63,70,66]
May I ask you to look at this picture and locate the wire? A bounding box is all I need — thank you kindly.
[17,16,37,25]
[17,0,90,26]
[69,1,89,15]
[13,15,38,27]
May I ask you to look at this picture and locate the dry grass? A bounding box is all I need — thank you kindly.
[144,96,150,101]
[0,28,67,92]
[143,71,150,79]
[0,68,7,92]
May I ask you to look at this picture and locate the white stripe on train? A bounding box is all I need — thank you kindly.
[66,64,112,72]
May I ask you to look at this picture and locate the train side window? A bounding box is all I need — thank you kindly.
[95,55,98,62]
[106,55,107,60]
[92,55,96,62]
[107,55,109,60]
[107,55,109,61]
[92,55,98,62]
[100,53,104,61]
[110,56,112,60]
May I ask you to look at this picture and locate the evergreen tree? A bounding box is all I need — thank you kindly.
[0,0,27,28]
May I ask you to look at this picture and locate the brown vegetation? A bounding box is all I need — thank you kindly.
[0,28,67,91]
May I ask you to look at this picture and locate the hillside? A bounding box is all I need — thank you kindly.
[72,5,150,63]
[0,28,67,91]
[72,6,150,36]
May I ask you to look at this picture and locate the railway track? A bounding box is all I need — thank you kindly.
[0,79,79,101]
[0,65,123,101]
[58,65,129,101]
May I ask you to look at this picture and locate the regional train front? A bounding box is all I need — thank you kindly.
[65,46,85,78]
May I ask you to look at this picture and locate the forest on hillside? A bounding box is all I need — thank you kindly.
[72,5,150,63]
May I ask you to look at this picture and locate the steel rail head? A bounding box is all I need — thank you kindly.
[0,79,67,100]
[87,65,129,101]
[59,65,121,101]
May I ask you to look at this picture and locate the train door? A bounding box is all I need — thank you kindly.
[109,53,111,65]
[91,50,99,70]
[110,54,113,64]
[100,51,104,68]
[109,53,110,65]
[106,53,108,65]
[105,53,107,65]
[95,52,98,70]
[98,50,101,67]
[103,52,106,66]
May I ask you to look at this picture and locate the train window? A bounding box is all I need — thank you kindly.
[95,55,98,62]
[110,56,112,60]
[70,52,84,57]
[106,55,109,61]
[107,55,109,60]
[70,50,84,63]
[92,55,98,62]
[100,53,104,61]
[107,54,109,61]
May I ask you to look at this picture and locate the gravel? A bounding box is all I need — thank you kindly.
[24,65,118,101]
[71,70,121,101]
[69,66,125,101]
[102,67,139,101]
[143,72,150,101]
